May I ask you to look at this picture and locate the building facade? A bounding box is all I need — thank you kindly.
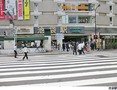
[0,0,117,50]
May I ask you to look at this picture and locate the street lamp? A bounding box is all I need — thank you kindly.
[94,4,100,42]
[3,9,16,48]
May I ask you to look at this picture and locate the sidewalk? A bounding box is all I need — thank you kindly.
[0,48,71,57]
[0,48,117,57]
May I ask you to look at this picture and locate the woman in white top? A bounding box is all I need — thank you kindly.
[22,45,28,60]
[78,42,82,55]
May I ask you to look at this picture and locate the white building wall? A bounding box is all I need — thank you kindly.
[113,5,117,14]
[4,41,14,49]
[96,16,110,26]
[113,16,117,26]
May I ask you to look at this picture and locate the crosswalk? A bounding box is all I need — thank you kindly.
[0,53,117,86]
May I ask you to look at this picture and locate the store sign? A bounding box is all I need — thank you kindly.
[68,27,85,34]
[17,27,33,34]
[0,0,5,20]
[5,0,17,20]
[62,4,90,11]
[17,0,23,20]
[24,0,30,20]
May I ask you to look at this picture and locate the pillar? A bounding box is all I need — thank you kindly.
[44,36,51,51]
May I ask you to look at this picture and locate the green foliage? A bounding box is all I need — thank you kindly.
[112,42,117,49]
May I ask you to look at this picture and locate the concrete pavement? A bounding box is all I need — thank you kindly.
[0,50,117,86]
[0,48,71,57]
[0,48,117,57]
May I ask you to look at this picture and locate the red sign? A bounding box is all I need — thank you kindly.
[17,0,23,20]
[0,0,5,20]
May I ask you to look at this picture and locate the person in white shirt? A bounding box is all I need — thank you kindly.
[14,44,17,58]
[22,45,28,60]
[81,41,85,55]
[78,42,82,55]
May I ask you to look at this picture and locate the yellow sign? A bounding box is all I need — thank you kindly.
[24,0,30,20]
[62,4,89,11]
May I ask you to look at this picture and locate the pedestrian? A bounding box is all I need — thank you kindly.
[0,44,2,54]
[66,42,69,52]
[62,42,65,51]
[14,44,17,58]
[81,41,85,55]
[0,44,2,49]
[90,41,94,50]
[22,45,28,60]
[78,42,82,55]
[73,42,77,55]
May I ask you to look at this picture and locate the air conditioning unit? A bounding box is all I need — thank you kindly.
[54,11,65,16]
[54,0,65,3]
[31,0,42,3]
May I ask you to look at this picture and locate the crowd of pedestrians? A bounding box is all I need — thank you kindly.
[12,39,102,60]
[62,41,89,55]
[61,40,102,55]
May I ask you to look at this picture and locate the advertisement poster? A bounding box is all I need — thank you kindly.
[0,0,5,20]
[5,0,17,20]
[17,0,23,20]
[24,0,30,20]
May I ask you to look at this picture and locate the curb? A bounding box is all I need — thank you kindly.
[0,52,71,57]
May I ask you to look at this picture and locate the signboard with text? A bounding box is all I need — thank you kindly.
[0,0,5,20]
[17,0,23,20]
[24,0,30,20]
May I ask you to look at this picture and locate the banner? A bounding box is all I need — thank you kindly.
[17,0,23,20]
[24,0,30,20]
[5,0,17,20]
[0,0,5,20]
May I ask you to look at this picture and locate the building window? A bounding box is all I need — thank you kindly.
[110,17,112,22]
[110,6,112,11]
[78,16,90,23]
[68,16,77,23]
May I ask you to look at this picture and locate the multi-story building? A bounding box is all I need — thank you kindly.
[0,0,117,50]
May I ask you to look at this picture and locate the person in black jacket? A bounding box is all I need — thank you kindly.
[62,42,66,51]
[73,42,77,55]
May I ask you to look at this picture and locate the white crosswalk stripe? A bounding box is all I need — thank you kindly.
[0,52,117,86]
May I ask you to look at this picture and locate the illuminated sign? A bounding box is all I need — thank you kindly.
[0,0,5,20]
[24,0,30,20]
[62,4,90,11]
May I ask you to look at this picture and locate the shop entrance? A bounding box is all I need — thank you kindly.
[63,36,88,42]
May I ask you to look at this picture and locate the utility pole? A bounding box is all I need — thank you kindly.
[94,4,100,43]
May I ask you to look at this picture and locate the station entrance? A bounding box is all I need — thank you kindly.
[63,35,88,42]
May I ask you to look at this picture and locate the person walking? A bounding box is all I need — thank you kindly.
[66,42,69,52]
[0,44,2,49]
[14,44,17,58]
[0,44,2,54]
[62,42,66,51]
[78,42,82,55]
[22,45,28,60]
[73,42,77,55]
[81,41,85,55]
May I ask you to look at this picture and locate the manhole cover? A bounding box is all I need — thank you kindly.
[96,55,108,58]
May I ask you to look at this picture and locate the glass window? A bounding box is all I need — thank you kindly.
[68,16,77,23]
[78,16,90,23]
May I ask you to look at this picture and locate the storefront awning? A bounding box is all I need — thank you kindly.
[0,37,48,41]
